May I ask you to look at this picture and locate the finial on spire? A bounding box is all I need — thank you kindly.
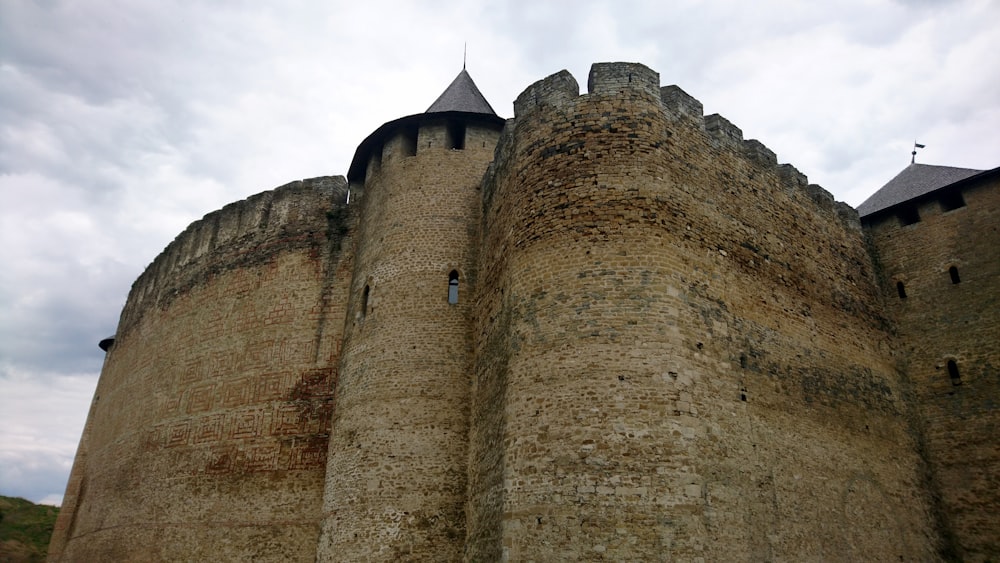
[911,141,925,164]
[463,42,467,70]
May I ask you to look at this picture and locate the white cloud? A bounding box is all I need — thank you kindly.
[0,366,96,504]
[0,0,998,504]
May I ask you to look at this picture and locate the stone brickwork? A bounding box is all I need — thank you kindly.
[49,177,357,561]
[317,118,503,561]
[51,62,997,562]
[467,63,935,561]
[864,174,1000,561]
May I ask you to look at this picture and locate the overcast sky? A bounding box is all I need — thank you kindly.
[1,0,998,506]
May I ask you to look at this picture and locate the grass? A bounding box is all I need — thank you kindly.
[0,495,60,563]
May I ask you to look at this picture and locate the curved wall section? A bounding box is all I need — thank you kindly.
[467,63,936,561]
[49,177,357,562]
[318,120,501,561]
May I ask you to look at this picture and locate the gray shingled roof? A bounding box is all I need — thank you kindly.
[426,69,497,115]
[856,163,984,217]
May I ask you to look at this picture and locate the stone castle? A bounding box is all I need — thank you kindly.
[49,62,998,561]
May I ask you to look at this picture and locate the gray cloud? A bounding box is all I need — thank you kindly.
[1,0,997,505]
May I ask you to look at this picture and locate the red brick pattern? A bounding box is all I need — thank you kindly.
[49,178,356,562]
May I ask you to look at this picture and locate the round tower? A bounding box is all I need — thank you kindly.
[318,70,504,560]
[466,63,934,561]
[48,177,355,562]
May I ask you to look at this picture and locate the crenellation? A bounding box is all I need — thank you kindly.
[804,183,835,211]
[513,70,580,117]
[586,61,661,99]
[214,200,243,248]
[742,139,777,165]
[239,190,273,235]
[704,113,743,149]
[114,177,347,338]
[418,121,449,150]
[382,130,410,166]
[778,162,808,188]
[191,215,216,261]
[366,145,382,178]
[660,84,704,124]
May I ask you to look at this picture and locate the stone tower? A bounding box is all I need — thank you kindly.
[860,164,1000,560]
[49,61,998,562]
[465,63,935,560]
[316,70,504,560]
[48,178,356,561]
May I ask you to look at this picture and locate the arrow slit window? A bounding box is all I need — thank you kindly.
[448,271,459,304]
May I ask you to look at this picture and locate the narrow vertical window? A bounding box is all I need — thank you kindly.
[896,281,907,299]
[947,360,961,386]
[448,271,459,304]
[361,285,370,319]
[949,266,961,284]
[402,126,417,157]
[446,121,465,150]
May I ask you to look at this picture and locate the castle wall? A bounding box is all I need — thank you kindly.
[48,177,355,562]
[467,63,937,561]
[318,121,501,561]
[864,175,1000,561]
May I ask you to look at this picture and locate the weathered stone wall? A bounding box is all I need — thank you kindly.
[318,120,501,561]
[865,175,1000,561]
[467,63,936,561]
[51,61,996,562]
[48,177,355,562]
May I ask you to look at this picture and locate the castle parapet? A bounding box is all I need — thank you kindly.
[660,85,704,124]
[118,176,349,336]
[513,70,579,117]
[705,113,743,149]
[497,62,856,231]
[742,139,777,165]
[587,62,661,98]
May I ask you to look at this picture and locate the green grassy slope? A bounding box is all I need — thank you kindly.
[0,495,60,563]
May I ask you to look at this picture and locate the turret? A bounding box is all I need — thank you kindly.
[318,69,504,560]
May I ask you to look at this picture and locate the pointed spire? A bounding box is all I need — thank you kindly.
[426,69,497,116]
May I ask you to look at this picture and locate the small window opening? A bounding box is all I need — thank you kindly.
[446,122,465,150]
[896,281,907,299]
[947,360,961,386]
[402,126,417,157]
[897,205,920,226]
[361,285,370,319]
[448,271,459,304]
[940,191,965,212]
[949,266,961,284]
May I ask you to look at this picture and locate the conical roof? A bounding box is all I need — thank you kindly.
[347,68,504,182]
[426,69,497,115]
[857,163,983,217]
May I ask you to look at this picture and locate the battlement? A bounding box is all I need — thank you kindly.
[117,176,349,335]
[513,69,580,116]
[502,62,856,229]
[587,61,661,98]
[660,84,704,124]
[470,60,931,562]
